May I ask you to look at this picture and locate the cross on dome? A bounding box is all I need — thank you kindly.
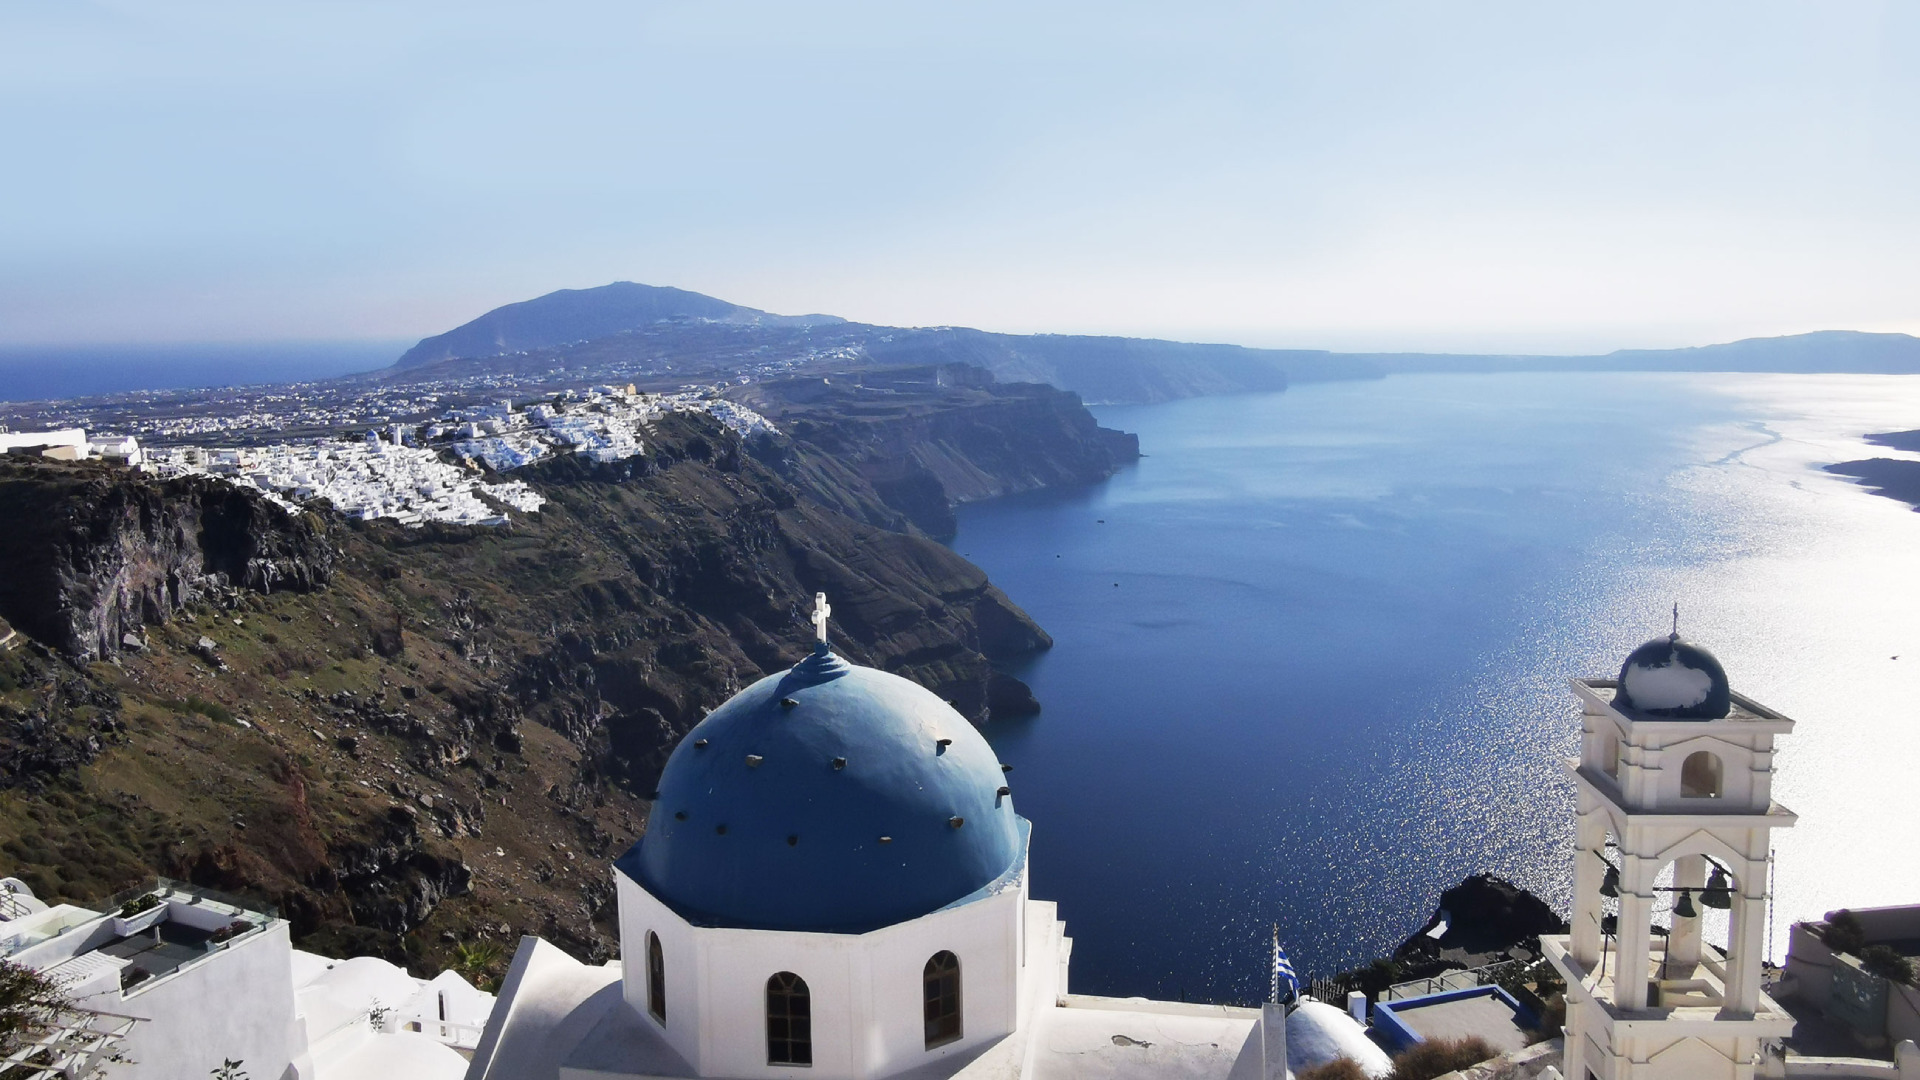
[812,592,831,644]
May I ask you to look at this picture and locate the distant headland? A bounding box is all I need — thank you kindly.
[1825,429,1920,511]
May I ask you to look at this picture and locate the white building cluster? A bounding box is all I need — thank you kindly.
[145,439,544,528]
[444,385,777,471]
[19,388,780,530]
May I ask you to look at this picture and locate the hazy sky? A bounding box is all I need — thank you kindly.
[4,1,1916,352]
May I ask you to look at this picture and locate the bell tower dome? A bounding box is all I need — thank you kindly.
[1544,632,1798,1080]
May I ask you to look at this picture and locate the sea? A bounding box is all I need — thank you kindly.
[0,341,404,403]
[951,372,1920,1005]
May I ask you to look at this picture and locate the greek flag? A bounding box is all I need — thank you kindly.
[1270,926,1299,1003]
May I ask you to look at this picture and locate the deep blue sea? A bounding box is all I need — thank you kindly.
[0,341,405,403]
[953,372,1920,1005]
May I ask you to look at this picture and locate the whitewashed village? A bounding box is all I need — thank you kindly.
[0,385,778,529]
[1,590,1917,1080]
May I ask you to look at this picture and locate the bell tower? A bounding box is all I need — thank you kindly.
[1543,633,1798,1080]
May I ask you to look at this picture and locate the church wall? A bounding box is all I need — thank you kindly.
[618,873,705,1069]
[616,873,1024,1080]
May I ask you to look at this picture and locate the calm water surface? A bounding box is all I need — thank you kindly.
[952,372,1920,1004]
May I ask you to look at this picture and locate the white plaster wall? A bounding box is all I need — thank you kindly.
[614,871,1025,1080]
[1642,733,1765,811]
[99,921,302,1080]
[0,429,86,452]
[617,874,707,1071]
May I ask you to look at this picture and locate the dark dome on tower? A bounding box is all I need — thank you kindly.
[1615,635,1731,719]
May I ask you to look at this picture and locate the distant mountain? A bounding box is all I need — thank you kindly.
[393,282,845,369]
[392,281,1920,402]
[855,328,1340,403]
[1595,330,1920,373]
[389,282,1356,402]
[1353,330,1920,376]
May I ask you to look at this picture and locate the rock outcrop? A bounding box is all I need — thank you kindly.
[0,461,332,663]
[1395,874,1570,972]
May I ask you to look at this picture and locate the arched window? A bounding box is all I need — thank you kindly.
[767,972,811,1066]
[924,951,961,1049]
[1680,751,1723,799]
[646,932,666,1024]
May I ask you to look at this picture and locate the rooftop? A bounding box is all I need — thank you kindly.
[4,879,278,998]
[1372,986,1536,1055]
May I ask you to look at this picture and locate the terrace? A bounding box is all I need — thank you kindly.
[8,879,278,999]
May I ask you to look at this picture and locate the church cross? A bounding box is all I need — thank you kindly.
[812,593,831,644]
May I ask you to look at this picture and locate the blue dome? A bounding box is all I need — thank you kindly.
[617,644,1024,933]
[1615,635,1731,719]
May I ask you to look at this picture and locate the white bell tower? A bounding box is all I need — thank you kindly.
[1543,633,1798,1080]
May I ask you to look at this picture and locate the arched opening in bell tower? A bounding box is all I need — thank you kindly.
[1679,751,1723,799]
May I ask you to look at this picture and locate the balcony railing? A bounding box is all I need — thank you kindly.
[1560,938,1729,1011]
[0,1007,142,1080]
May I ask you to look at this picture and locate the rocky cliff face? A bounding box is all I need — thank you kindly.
[0,461,332,662]
[735,363,1141,538]
[0,388,1130,974]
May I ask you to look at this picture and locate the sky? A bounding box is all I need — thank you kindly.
[3,1,1917,354]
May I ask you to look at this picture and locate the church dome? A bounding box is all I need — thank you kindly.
[617,644,1024,933]
[1615,634,1731,719]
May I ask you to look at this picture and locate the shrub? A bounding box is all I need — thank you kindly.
[1824,909,1867,956]
[452,940,507,992]
[1299,1060,1371,1080]
[1529,993,1567,1043]
[160,696,235,726]
[0,959,72,1059]
[188,696,234,725]
[118,893,161,917]
[1860,944,1915,985]
[1389,1036,1497,1080]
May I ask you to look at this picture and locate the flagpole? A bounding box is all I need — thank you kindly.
[1270,924,1280,1004]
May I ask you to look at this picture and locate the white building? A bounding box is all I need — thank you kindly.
[0,428,141,466]
[0,428,89,459]
[0,878,493,1080]
[465,597,1391,1080]
[1543,633,1799,1080]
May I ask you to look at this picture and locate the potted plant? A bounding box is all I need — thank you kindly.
[208,920,256,945]
[109,894,167,937]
